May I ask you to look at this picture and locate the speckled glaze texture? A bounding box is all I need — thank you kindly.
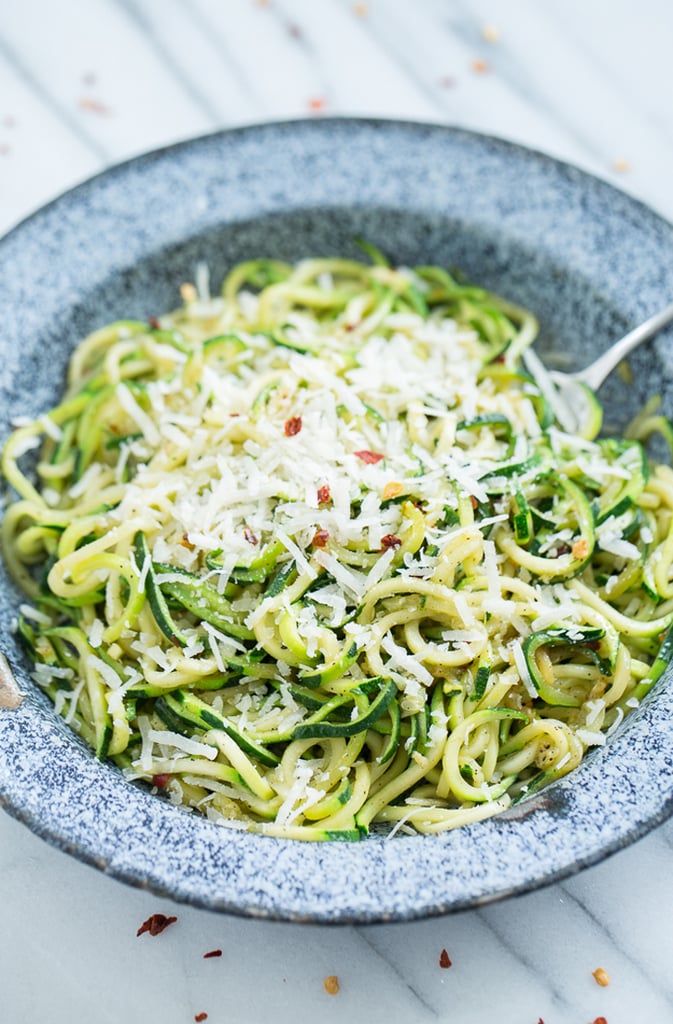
[2,120,673,923]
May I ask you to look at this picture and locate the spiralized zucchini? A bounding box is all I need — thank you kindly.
[3,249,673,841]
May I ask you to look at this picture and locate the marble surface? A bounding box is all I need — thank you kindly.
[2,2,673,1022]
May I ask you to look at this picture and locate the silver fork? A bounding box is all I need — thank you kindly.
[523,300,673,434]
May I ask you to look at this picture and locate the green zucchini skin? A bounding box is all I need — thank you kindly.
[156,690,280,768]
[291,680,397,740]
[299,641,359,687]
[523,627,605,707]
[134,532,189,647]
[158,577,254,640]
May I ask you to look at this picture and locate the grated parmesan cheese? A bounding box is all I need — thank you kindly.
[146,727,219,760]
[510,639,537,700]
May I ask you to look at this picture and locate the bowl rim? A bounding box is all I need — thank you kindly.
[2,116,673,924]
[1,114,668,250]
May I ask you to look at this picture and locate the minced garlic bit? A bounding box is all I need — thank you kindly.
[592,967,611,987]
[324,975,340,995]
[180,282,198,303]
[480,24,500,42]
[571,538,589,559]
[383,481,404,500]
[613,158,630,173]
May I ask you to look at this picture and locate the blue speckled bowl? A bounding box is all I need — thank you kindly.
[2,119,673,923]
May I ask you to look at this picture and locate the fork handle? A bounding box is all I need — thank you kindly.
[577,299,673,389]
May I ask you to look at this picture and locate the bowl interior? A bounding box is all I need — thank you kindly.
[2,121,673,922]
[11,206,638,414]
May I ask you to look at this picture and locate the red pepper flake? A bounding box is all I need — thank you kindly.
[311,529,330,548]
[353,2,368,14]
[195,1015,208,1023]
[284,415,303,436]
[203,949,222,959]
[439,948,452,968]
[470,495,479,509]
[308,96,327,113]
[354,450,384,464]
[244,526,259,546]
[148,315,161,329]
[136,913,177,937]
[317,484,331,504]
[471,58,490,74]
[381,534,402,551]
[152,773,170,788]
[79,96,112,115]
[592,1018,608,1024]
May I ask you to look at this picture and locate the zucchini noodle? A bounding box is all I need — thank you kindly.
[3,248,673,841]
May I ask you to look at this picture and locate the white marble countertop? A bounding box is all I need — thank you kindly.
[2,3,673,1022]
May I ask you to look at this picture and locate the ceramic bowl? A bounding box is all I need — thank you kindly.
[2,119,673,922]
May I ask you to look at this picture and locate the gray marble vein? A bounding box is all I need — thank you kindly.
[332,0,450,118]
[354,927,439,1020]
[444,0,624,169]
[113,0,224,125]
[565,826,673,1011]
[558,881,673,1010]
[184,0,274,113]
[0,34,110,162]
[477,899,578,1018]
